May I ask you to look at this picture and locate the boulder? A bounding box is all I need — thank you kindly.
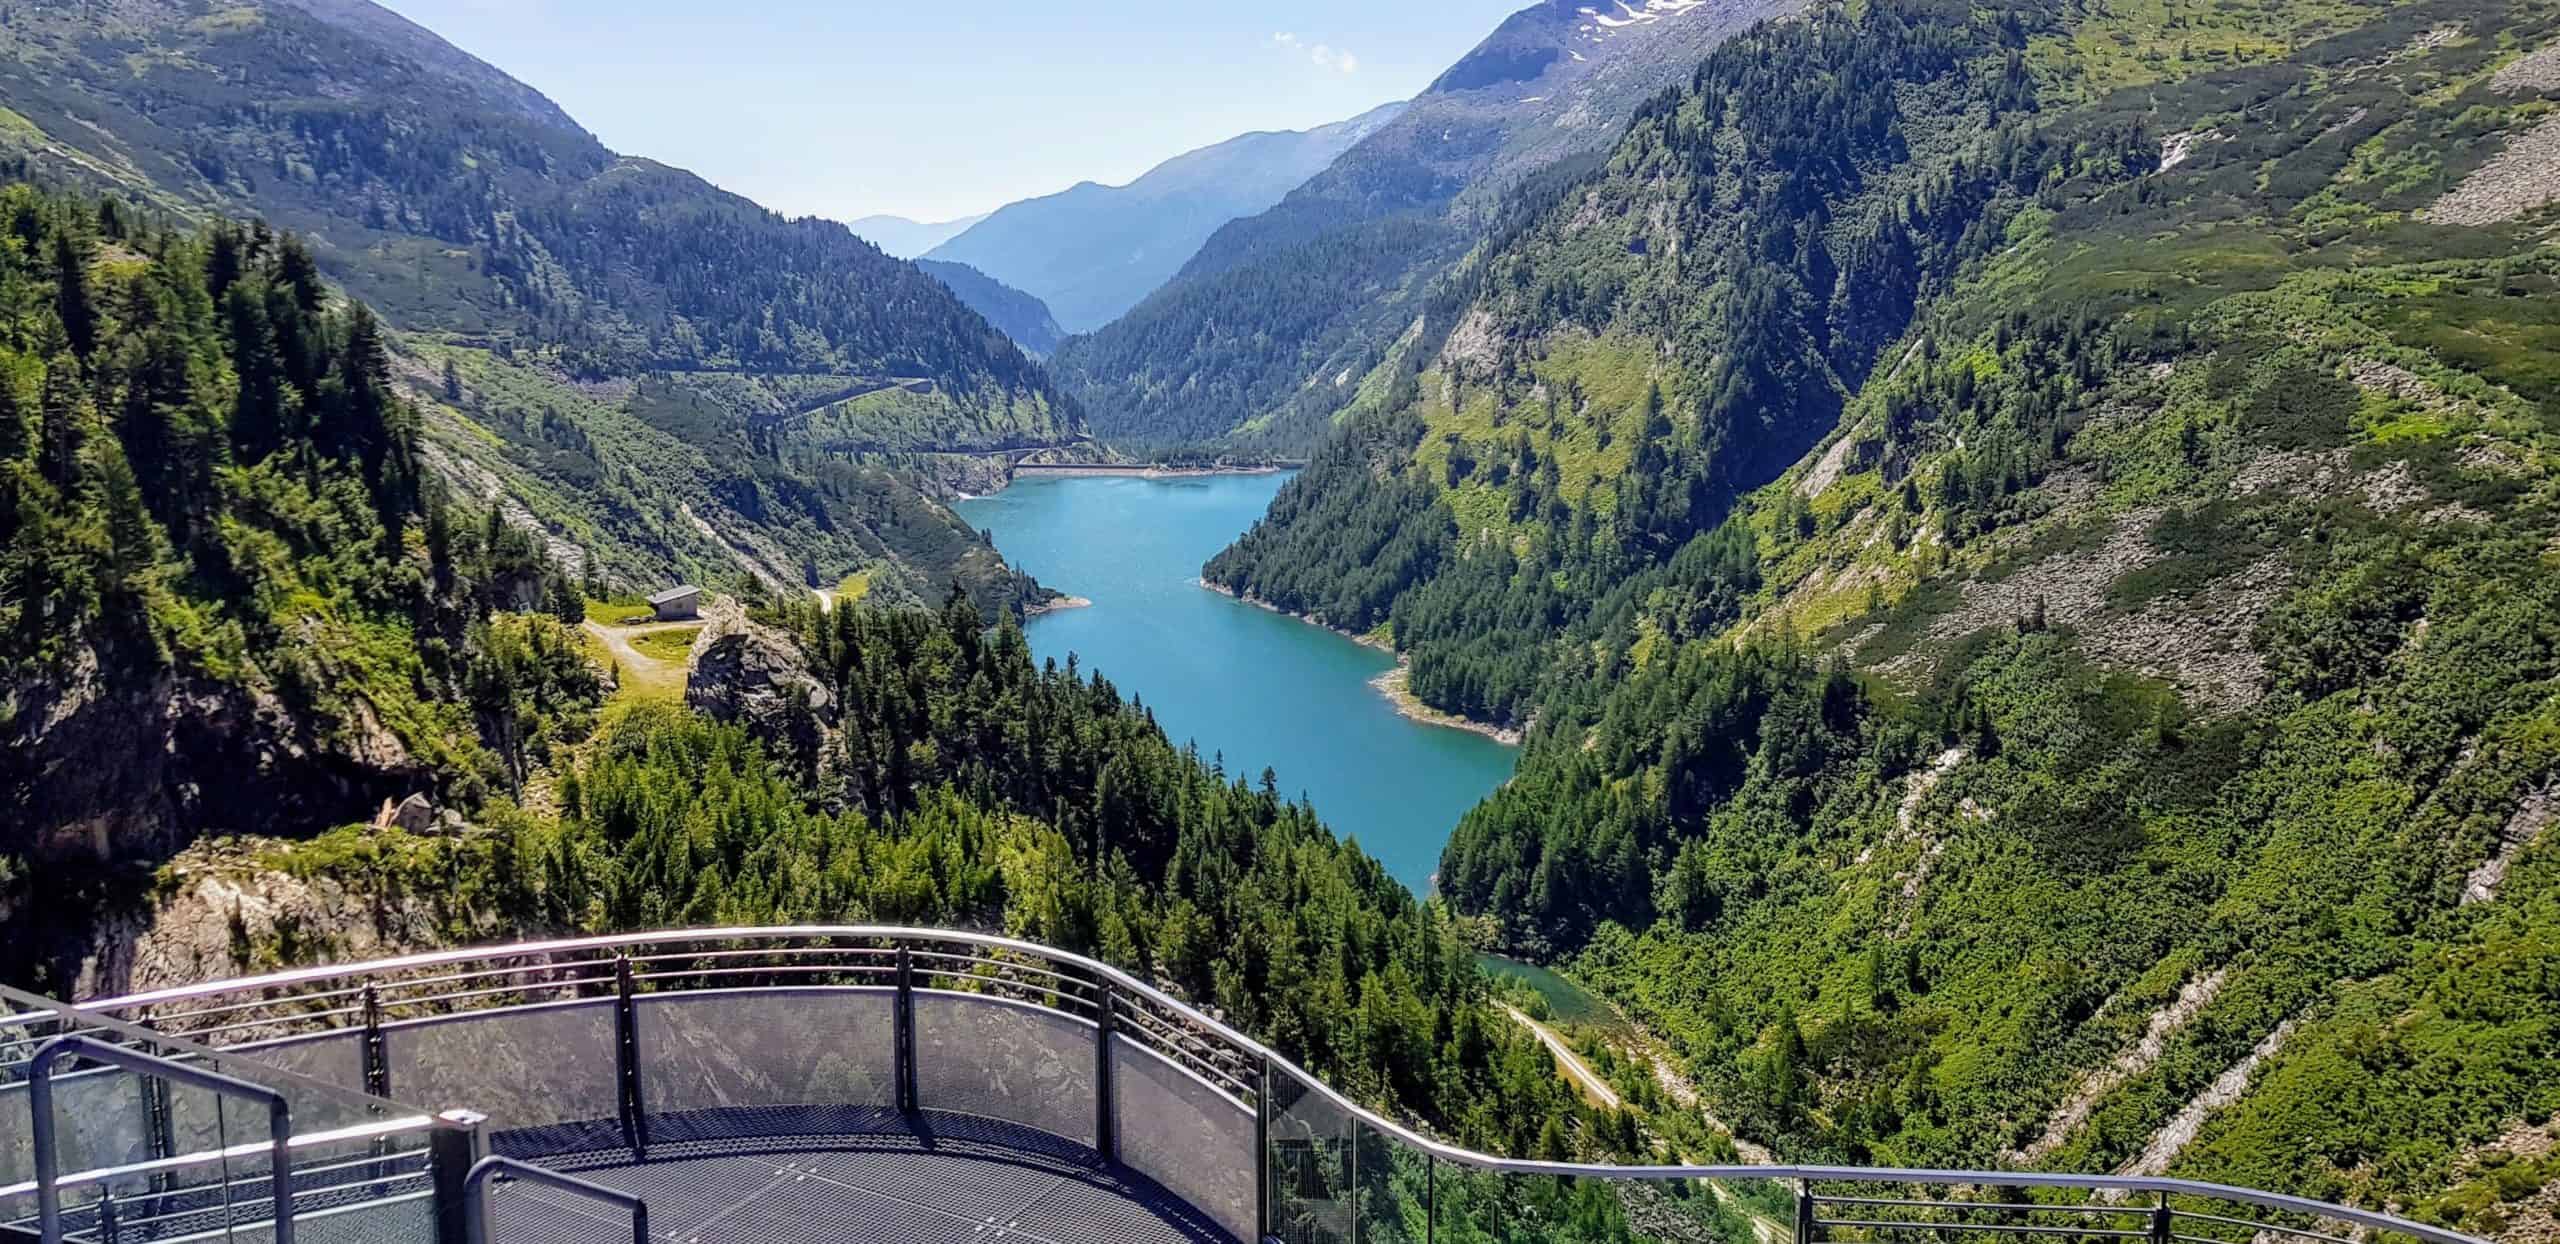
[390,794,435,832]
[685,609,837,757]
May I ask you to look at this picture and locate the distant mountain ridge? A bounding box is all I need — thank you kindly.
[0,0,1070,610]
[851,212,990,259]
[917,260,1065,357]
[924,103,1406,334]
[1050,0,1803,452]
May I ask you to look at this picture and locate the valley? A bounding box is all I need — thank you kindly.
[2,0,2559,1241]
[954,474,1519,892]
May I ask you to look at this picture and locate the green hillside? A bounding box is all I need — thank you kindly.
[1214,0,2560,1232]
[0,177,603,901]
[1049,0,1803,456]
[0,0,1078,607]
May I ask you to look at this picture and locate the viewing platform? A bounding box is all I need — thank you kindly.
[1,928,2488,1244]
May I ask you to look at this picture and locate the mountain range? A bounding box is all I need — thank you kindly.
[923,103,1407,335]
[916,260,1067,357]
[848,211,989,258]
[0,0,1076,609]
[1203,0,2560,1231]
[1049,0,1804,453]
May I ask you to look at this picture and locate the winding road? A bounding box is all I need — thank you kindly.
[1500,1002,1623,1111]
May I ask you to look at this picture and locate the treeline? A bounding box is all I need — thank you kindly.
[0,182,581,680]
[0,180,609,939]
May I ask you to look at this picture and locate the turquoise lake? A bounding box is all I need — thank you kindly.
[955,473,1519,893]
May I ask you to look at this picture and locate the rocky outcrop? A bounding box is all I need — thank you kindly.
[69,837,490,1001]
[684,603,838,763]
[2014,967,2230,1162]
[1,646,426,870]
[2119,1018,2298,1177]
[2463,781,2558,906]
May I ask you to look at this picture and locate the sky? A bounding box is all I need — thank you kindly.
[374,0,1534,224]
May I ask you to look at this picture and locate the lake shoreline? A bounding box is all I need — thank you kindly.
[1199,580,1524,746]
[1026,594,1093,618]
[1010,464,1295,481]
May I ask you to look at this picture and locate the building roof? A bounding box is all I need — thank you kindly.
[648,585,701,606]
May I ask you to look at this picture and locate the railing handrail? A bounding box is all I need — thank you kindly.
[80,926,2485,1244]
[0,1114,441,1204]
[463,1156,647,1244]
[31,1036,296,1244]
[0,981,449,1124]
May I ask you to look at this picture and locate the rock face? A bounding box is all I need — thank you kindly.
[0,646,426,869]
[69,838,480,1000]
[684,605,838,764]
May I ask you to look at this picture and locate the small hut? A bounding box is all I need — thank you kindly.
[649,585,702,622]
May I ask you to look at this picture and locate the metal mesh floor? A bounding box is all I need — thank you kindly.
[487,1111,1240,1244]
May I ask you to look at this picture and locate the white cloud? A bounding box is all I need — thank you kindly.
[1269,31,1357,74]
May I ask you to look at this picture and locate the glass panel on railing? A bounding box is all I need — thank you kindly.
[130,1077,278,1244]
[911,991,1095,1147]
[0,982,452,1244]
[1266,1066,1355,1244]
[1108,1033,1255,1243]
[384,1000,621,1155]
[637,987,897,1143]
[1352,1118,1428,1243]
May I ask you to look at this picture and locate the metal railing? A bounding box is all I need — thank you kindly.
[30,1038,295,1244]
[69,927,2485,1244]
[462,1158,644,1244]
[0,983,478,1244]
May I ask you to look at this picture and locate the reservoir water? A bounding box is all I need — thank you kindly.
[955,473,1518,893]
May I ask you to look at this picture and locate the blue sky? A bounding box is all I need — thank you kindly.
[376,0,1532,224]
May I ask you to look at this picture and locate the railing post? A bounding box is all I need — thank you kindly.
[362,983,393,1179]
[430,1111,487,1244]
[1093,985,1119,1163]
[613,955,647,1159]
[361,984,390,1098]
[1348,1110,1360,1244]
[95,1191,117,1244]
[138,1020,176,1195]
[1255,1056,1273,1242]
[1794,1179,1817,1244]
[894,946,918,1116]
[2150,1192,2173,1244]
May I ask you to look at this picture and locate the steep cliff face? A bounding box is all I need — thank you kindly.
[3,654,424,867]
[66,837,490,1000]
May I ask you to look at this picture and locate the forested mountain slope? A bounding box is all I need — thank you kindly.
[1049,0,1802,454]
[923,103,1405,335]
[0,177,602,948]
[1213,0,2560,1233]
[31,596,1665,1212]
[0,0,1075,607]
[917,259,1065,357]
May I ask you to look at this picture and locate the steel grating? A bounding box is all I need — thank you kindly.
[500,1109,1237,1244]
